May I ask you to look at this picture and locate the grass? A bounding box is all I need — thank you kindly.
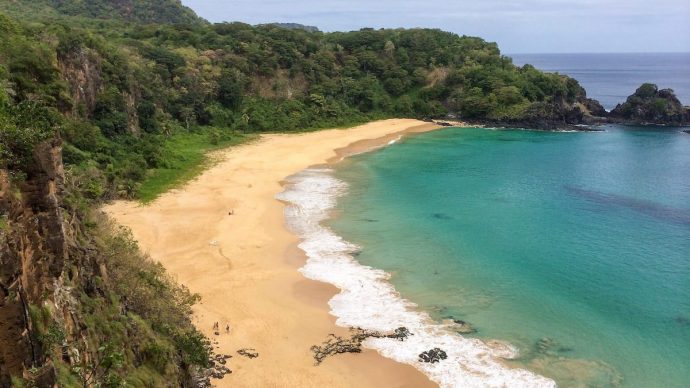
[137,128,257,203]
[135,116,394,203]
[0,214,8,232]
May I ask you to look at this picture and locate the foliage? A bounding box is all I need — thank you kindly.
[0,0,204,25]
[0,100,60,171]
[46,212,212,386]
[0,8,589,202]
[610,83,688,123]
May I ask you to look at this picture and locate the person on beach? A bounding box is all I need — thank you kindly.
[226,324,230,333]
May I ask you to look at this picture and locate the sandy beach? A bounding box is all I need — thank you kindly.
[104,119,442,387]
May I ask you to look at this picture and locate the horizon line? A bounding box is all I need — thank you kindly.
[506,51,690,55]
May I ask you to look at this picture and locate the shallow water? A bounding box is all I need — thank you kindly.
[327,126,690,387]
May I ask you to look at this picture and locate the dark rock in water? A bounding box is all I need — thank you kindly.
[536,337,574,356]
[453,320,477,334]
[419,348,448,363]
[443,315,477,334]
[430,305,449,315]
[237,348,259,359]
[387,327,414,341]
[536,337,557,353]
[609,83,690,125]
[675,315,690,327]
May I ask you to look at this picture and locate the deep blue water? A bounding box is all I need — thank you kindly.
[510,53,690,110]
[331,125,690,387]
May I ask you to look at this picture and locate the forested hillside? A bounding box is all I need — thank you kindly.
[0,0,203,24]
[0,2,602,385]
[0,4,600,202]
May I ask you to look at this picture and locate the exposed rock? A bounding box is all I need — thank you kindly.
[58,47,103,116]
[236,348,259,359]
[609,83,689,125]
[583,98,607,117]
[0,138,80,385]
[191,353,233,387]
[310,327,413,365]
[418,348,448,363]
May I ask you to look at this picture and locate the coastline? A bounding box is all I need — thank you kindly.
[103,119,443,387]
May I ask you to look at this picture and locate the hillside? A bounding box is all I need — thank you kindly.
[0,0,204,24]
[1,10,601,199]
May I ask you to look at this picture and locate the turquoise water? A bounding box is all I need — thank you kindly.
[330,126,690,387]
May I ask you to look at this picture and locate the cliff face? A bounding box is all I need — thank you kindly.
[0,135,210,386]
[0,138,89,385]
[58,47,141,135]
[609,83,689,125]
[58,48,103,118]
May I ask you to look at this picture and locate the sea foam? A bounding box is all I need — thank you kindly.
[277,167,556,387]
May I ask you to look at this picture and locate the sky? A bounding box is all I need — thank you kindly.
[180,0,690,54]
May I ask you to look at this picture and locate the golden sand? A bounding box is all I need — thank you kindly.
[104,119,442,387]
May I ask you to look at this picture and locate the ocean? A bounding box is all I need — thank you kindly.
[279,125,690,387]
[510,53,690,110]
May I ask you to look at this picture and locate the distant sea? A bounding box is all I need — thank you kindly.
[510,53,690,110]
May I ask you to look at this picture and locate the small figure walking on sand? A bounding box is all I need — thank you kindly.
[225,324,230,334]
[228,209,234,216]
[213,322,219,331]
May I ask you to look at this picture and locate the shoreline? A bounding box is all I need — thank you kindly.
[103,119,445,387]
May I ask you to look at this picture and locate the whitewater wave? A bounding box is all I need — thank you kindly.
[276,167,556,388]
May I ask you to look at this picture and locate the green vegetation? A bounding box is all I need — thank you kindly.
[70,216,210,386]
[9,205,210,387]
[137,128,256,202]
[1,6,590,203]
[0,0,203,25]
[610,83,689,124]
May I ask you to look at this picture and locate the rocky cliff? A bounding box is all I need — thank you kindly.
[0,138,209,386]
[0,137,83,385]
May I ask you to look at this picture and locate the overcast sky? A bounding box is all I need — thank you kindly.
[181,0,690,54]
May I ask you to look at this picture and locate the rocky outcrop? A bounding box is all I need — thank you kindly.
[0,138,97,385]
[609,83,689,125]
[472,101,599,131]
[58,47,103,117]
[583,98,607,118]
